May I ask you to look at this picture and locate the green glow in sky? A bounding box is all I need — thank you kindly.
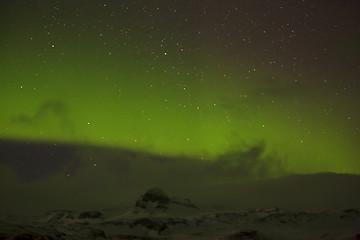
[1,0,359,175]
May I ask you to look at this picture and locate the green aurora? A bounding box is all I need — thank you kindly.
[1,1,359,175]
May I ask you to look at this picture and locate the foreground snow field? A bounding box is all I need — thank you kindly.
[1,188,359,240]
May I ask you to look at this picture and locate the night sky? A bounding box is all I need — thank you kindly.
[0,0,360,213]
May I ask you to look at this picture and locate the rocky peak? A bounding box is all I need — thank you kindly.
[135,187,170,210]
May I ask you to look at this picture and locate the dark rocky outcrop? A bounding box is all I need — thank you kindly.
[129,217,188,235]
[135,188,170,210]
[222,230,265,240]
[13,232,56,240]
[78,211,104,219]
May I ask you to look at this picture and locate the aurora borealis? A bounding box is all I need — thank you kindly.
[1,0,360,179]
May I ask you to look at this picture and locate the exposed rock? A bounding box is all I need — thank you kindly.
[222,230,265,240]
[0,233,11,240]
[78,211,104,219]
[100,219,128,226]
[343,208,360,215]
[13,233,37,240]
[73,228,106,239]
[138,188,170,204]
[13,232,56,240]
[135,188,170,210]
[114,234,163,239]
[129,217,188,235]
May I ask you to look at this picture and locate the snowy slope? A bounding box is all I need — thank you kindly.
[0,188,359,240]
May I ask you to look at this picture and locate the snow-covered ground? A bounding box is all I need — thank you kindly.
[1,188,359,240]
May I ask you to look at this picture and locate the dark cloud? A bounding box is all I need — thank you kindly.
[251,75,309,98]
[2,140,360,215]
[35,100,69,119]
[210,143,287,180]
[10,99,74,135]
[0,140,80,181]
[0,139,288,214]
[0,139,286,183]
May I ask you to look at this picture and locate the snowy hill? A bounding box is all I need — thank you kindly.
[0,187,359,240]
